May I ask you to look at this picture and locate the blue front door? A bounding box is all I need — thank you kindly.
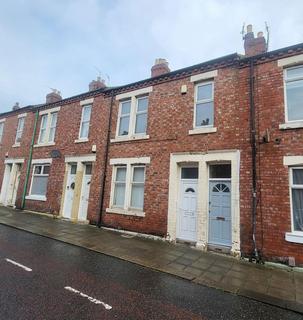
[209,181,232,247]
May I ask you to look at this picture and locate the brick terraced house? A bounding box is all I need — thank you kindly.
[0,25,303,266]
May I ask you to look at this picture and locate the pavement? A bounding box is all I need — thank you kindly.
[0,206,303,315]
[0,223,302,320]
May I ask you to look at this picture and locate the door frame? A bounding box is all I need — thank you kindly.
[167,151,240,256]
[62,163,78,219]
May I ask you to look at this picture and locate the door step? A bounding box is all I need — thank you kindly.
[207,244,231,254]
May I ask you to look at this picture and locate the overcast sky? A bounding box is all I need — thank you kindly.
[0,0,302,113]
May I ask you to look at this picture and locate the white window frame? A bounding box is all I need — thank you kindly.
[26,163,51,201]
[35,107,60,147]
[76,104,92,142]
[111,87,152,143]
[106,157,150,217]
[0,119,5,144]
[14,116,25,146]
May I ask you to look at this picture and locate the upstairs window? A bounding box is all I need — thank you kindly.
[116,95,149,138]
[0,121,4,143]
[194,82,214,128]
[285,66,303,122]
[79,105,92,139]
[38,112,58,144]
[15,117,25,144]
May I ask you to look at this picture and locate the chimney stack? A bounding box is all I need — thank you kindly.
[151,58,170,77]
[46,89,62,104]
[12,102,20,111]
[89,77,106,91]
[244,24,267,56]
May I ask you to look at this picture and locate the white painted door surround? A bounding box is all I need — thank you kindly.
[167,151,240,256]
[78,164,92,221]
[62,164,77,219]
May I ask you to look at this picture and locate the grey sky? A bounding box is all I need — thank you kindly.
[0,0,302,113]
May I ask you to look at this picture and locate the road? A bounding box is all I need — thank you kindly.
[0,224,301,320]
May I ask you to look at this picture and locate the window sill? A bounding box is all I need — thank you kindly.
[34,142,55,148]
[106,207,145,217]
[74,138,89,143]
[279,121,303,130]
[189,127,217,135]
[110,135,149,143]
[12,143,20,148]
[25,195,47,202]
[285,232,303,244]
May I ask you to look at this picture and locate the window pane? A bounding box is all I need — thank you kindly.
[85,164,92,175]
[293,169,303,185]
[286,80,303,121]
[135,113,147,134]
[31,176,48,196]
[80,121,89,138]
[287,66,303,79]
[50,113,58,127]
[34,166,42,174]
[131,184,144,209]
[43,165,50,175]
[133,167,145,182]
[292,189,303,231]
[197,83,213,101]
[116,167,126,182]
[0,123,3,142]
[70,164,77,174]
[49,127,56,142]
[209,164,231,179]
[121,101,131,114]
[118,116,130,136]
[17,117,25,131]
[195,102,214,127]
[113,183,125,207]
[83,106,92,121]
[181,167,198,179]
[41,115,48,129]
[137,97,148,112]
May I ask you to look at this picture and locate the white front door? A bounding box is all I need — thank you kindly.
[0,164,12,205]
[177,170,198,242]
[62,164,77,219]
[10,164,22,206]
[78,164,92,221]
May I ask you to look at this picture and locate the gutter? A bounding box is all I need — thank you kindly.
[97,91,115,227]
[21,110,39,209]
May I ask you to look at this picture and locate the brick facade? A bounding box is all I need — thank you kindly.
[1,36,303,265]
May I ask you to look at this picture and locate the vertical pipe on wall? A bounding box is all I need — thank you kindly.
[21,110,39,209]
[249,59,261,262]
[97,91,115,227]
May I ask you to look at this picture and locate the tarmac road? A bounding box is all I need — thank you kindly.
[0,224,301,320]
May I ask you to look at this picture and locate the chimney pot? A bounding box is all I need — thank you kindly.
[89,77,106,91]
[247,24,253,33]
[257,31,263,38]
[46,89,62,104]
[12,102,20,111]
[151,58,170,77]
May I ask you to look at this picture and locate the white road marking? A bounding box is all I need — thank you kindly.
[5,258,32,272]
[64,286,112,310]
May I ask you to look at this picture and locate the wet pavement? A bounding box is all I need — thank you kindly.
[0,206,303,315]
[0,224,302,320]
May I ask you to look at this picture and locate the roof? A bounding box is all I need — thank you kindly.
[1,41,303,118]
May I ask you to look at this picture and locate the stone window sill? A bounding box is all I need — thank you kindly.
[34,142,56,148]
[25,195,47,202]
[285,232,303,244]
[110,135,149,143]
[74,138,89,143]
[279,121,303,130]
[12,143,20,148]
[106,207,145,217]
[189,127,217,135]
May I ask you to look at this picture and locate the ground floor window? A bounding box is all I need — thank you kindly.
[290,168,303,232]
[29,164,50,199]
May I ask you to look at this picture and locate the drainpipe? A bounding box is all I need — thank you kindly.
[21,110,39,209]
[97,91,115,227]
[248,59,261,262]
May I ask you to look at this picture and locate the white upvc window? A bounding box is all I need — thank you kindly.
[0,121,5,143]
[28,164,50,200]
[290,167,303,233]
[107,157,150,216]
[79,104,92,139]
[15,117,25,144]
[38,112,58,144]
[117,96,149,137]
[284,66,303,123]
[194,81,214,128]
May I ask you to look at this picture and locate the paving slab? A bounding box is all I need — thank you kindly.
[0,206,302,314]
